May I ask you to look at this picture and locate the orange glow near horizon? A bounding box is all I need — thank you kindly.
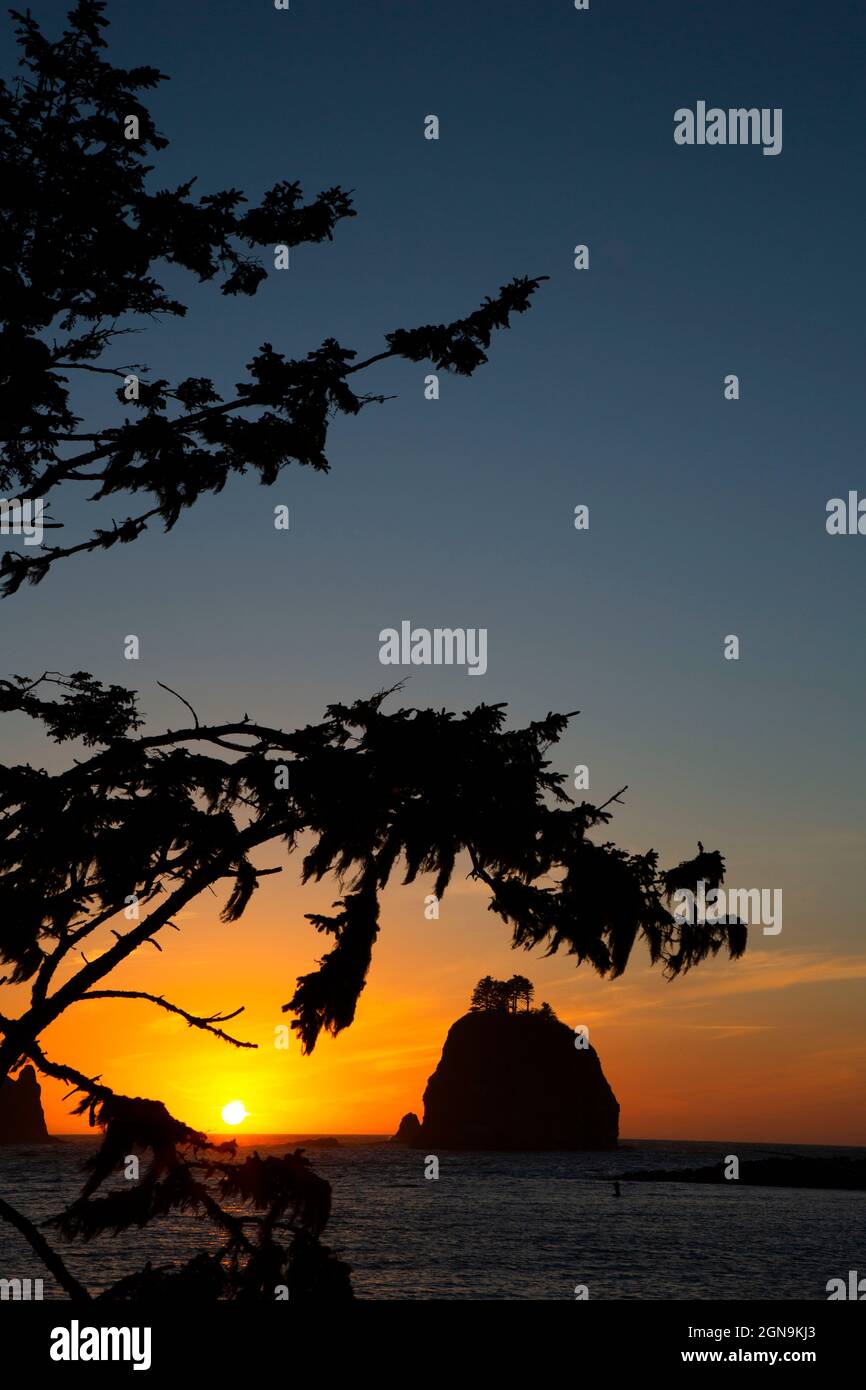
[14,865,866,1148]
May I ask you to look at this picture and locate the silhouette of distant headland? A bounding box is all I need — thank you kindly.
[0,1064,52,1145]
[619,1155,866,1191]
[391,977,619,1151]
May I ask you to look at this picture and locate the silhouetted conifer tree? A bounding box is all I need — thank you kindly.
[469,975,536,1013]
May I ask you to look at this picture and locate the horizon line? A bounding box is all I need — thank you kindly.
[43,1131,866,1149]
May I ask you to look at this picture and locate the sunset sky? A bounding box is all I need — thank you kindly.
[2,0,865,1146]
[18,865,866,1145]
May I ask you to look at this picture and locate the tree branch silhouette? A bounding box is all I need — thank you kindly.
[0,1194,91,1300]
[1,670,745,1076]
[77,991,254,1049]
[0,2,547,595]
[0,1038,350,1300]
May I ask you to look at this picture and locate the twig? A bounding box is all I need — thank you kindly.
[595,785,628,814]
[157,681,200,729]
[77,990,256,1049]
[0,1196,91,1301]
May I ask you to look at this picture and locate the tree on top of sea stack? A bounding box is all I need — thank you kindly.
[470,974,535,1013]
[0,0,547,597]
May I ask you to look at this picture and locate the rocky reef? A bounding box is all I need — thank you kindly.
[618,1155,866,1191]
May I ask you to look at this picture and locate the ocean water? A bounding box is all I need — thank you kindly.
[0,1137,862,1300]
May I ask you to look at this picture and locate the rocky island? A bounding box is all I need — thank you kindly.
[0,1064,52,1144]
[391,975,619,1151]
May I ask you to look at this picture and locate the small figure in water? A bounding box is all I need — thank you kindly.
[613,1181,621,1197]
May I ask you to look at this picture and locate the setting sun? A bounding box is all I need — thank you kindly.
[221,1100,249,1127]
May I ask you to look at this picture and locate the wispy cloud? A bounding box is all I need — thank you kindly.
[546,951,866,1027]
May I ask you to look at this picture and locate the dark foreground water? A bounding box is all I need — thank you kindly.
[1,1137,863,1300]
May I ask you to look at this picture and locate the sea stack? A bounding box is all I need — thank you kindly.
[388,1112,423,1145]
[0,1064,52,1144]
[413,1009,619,1150]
